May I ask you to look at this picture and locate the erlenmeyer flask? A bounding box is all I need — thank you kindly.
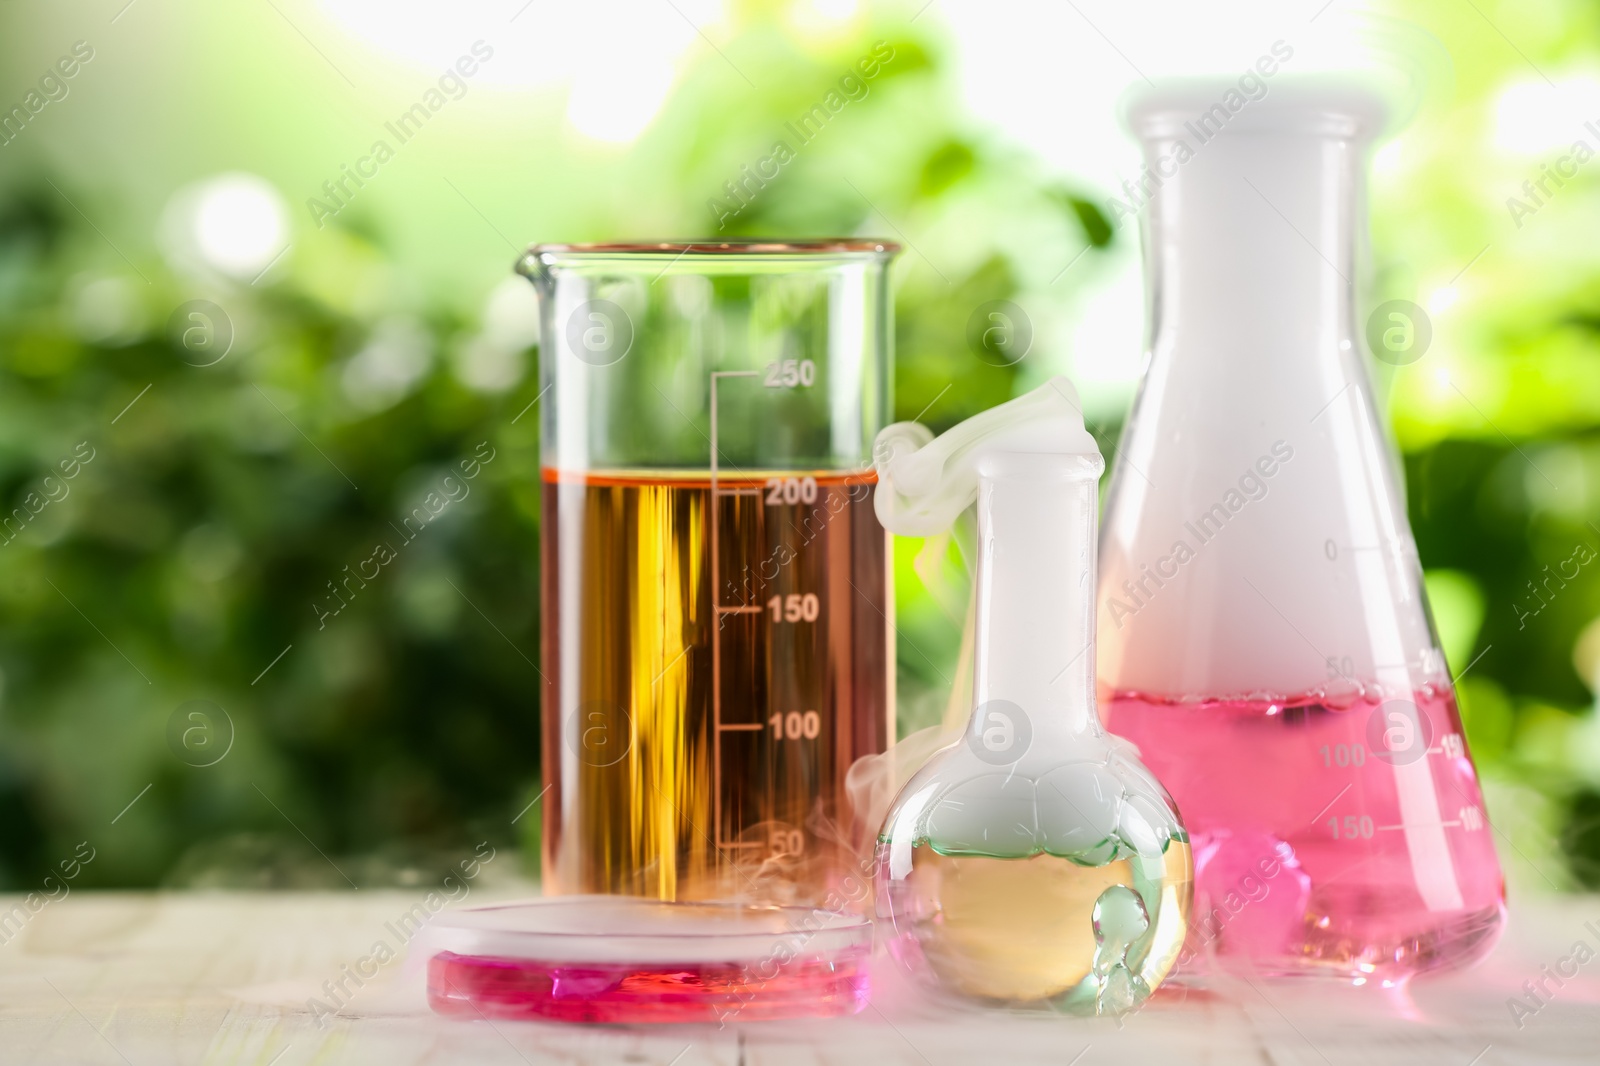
[1097,82,1504,980]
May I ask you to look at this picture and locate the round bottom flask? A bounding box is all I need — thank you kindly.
[877,749,1191,1013]
[869,379,1193,1014]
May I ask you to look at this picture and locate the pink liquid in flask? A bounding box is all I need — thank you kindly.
[1106,687,1504,980]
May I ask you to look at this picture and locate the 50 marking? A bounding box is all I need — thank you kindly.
[770,827,805,856]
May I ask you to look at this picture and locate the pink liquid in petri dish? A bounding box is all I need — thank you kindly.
[420,898,873,1024]
[1105,686,1505,980]
[428,947,870,1024]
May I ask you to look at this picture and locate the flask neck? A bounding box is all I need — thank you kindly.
[1139,130,1365,358]
[971,454,1100,743]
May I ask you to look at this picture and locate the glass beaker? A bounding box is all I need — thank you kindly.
[1097,84,1504,980]
[520,240,898,907]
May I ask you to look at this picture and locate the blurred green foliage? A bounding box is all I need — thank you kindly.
[0,12,1100,889]
[0,185,552,888]
[1381,0,1600,889]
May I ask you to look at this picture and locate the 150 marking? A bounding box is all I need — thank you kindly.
[767,593,819,623]
[1327,804,1484,839]
[1328,814,1375,839]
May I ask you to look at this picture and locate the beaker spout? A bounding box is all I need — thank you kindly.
[514,249,553,297]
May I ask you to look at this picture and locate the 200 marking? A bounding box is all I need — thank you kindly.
[765,476,818,505]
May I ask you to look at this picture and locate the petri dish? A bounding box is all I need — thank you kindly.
[419,897,872,1024]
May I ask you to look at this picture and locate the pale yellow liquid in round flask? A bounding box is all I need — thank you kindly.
[881,837,1192,1011]
[907,843,1193,1002]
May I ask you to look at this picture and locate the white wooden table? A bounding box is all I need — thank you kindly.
[2,889,1595,1064]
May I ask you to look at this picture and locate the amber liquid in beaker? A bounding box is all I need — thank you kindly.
[540,469,891,905]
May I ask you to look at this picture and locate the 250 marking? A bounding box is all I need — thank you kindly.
[764,358,816,388]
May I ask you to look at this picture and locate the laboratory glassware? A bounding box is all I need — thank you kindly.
[1098,82,1504,980]
[422,897,871,1022]
[521,241,898,908]
[873,378,1192,1015]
